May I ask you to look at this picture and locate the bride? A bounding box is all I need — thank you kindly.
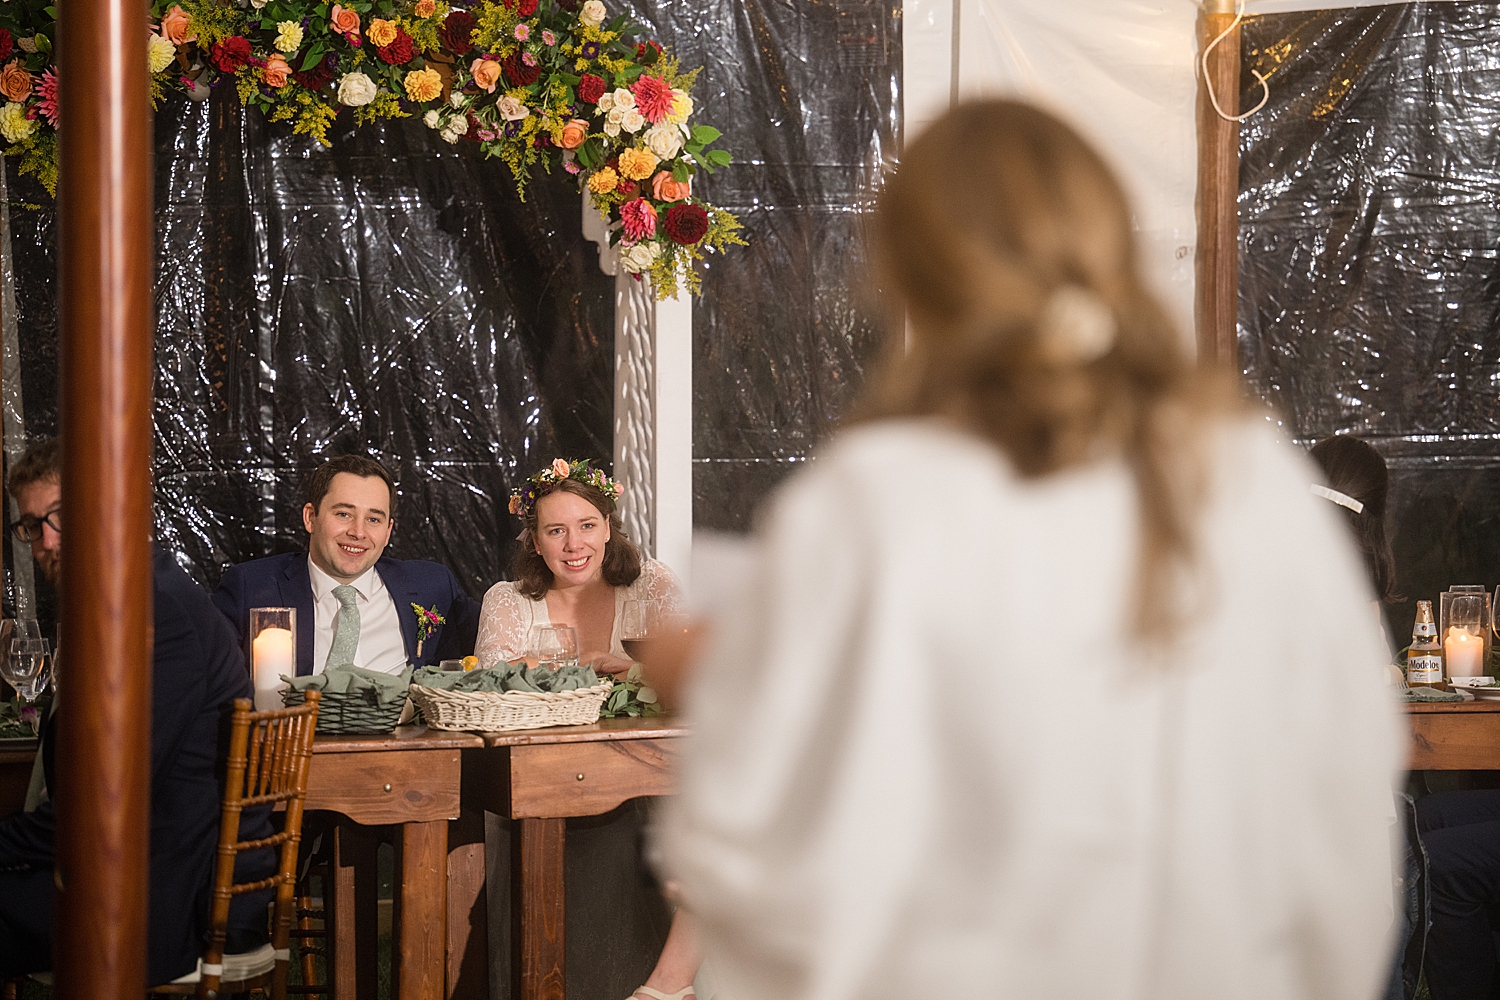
[476,457,700,1000]
[475,458,680,673]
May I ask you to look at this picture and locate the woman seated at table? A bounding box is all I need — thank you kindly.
[476,458,700,1000]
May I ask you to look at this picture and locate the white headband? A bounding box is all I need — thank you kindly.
[1310,484,1364,515]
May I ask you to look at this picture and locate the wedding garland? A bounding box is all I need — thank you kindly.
[0,0,743,298]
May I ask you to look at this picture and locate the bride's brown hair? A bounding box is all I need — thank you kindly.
[511,477,643,600]
[865,100,1237,641]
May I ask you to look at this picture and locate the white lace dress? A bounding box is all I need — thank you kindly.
[473,558,683,668]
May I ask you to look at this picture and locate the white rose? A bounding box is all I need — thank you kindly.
[645,124,681,159]
[440,127,462,144]
[602,119,621,137]
[610,88,635,110]
[621,110,644,134]
[579,0,606,27]
[423,109,441,128]
[619,241,661,274]
[606,106,625,125]
[250,0,267,8]
[496,95,530,121]
[147,33,177,74]
[337,72,378,108]
[596,91,615,113]
[449,90,466,109]
[446,114,469,137]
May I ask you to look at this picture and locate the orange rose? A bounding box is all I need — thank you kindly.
[329,4,360,35]
[367,18,398,47]
[650,170,690,202]
[469,57,501,93]
[159,4,196,46]
[0,61,32,103]
[263,53,291,88]
[558,118,588,149]
[414,0,436,17]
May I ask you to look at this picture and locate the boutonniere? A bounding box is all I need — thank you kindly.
[412,603,446,658]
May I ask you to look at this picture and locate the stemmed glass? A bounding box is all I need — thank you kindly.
[621,600,658,662]
[2,637,50,706]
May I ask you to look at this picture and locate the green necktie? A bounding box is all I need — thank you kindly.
[325,584,361,670]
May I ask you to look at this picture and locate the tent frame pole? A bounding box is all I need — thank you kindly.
[1195,1,1241,368]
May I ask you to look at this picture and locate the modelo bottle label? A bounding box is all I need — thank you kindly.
[1414,621,1437,639]
[1408,653,1442,685]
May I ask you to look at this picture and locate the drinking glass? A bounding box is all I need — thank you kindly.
[532,626,565,669]
[552,626,579,670]
[621,601,658,662]
[3,638,50,704]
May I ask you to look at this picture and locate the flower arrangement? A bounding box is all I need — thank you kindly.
[0,0,744,298]
[508,456,623,518]
[425,0,744,298]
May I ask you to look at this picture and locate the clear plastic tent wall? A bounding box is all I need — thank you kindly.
[3,0,899,602]
[1238,3,1500,640]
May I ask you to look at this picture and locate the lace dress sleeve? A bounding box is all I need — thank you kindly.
[474,582,535,668]
[635,558,684,613]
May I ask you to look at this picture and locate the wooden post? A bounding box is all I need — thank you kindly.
[1195,0,1241,367]
[53,0,155,988]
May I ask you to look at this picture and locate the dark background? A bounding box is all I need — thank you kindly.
[1239,4,1500,645]
[5,0,898,607]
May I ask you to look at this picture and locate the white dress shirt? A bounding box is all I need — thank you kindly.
[308,560,409,675]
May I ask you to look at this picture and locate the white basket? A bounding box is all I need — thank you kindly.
[408,678,613,732]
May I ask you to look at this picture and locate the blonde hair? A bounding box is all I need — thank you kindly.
[865,100,1237,641]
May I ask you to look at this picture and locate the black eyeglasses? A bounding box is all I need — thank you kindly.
[12,510,61,543]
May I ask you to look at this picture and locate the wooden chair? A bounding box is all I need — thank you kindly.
[151,690,321,1000]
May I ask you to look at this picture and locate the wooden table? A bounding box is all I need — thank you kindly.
[306,726,484,1000]
[451,717,688,1000]
[1407,700,1500,769]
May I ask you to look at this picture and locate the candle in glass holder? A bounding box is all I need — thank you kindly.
[249,607,297,710]
[1446,626,1485,678]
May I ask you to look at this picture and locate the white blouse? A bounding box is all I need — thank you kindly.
[659,417,1402,1000]
[474,557,682,668]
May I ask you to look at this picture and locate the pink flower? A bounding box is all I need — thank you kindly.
[36,68,58,128]
[513,23,530,40]
[619,197,658,241]
[551,458,571,477]
[630,74,674,123]
[521,51,537,67]
[563,158,581,174]
[541,29,556,45]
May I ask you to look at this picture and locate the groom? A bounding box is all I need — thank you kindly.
[213,455,481,675]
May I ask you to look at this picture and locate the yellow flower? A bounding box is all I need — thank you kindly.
[666,89,693,125]
[367,18,398,47]
[617,146,658,181]
[403,67,442,103]
[0,102,34,143]
[274,20,304,53]
[147,33,177,75]
[414,0,436,16]
[587,166,619,193]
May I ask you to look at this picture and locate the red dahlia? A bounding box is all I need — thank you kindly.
[377,30,414,64]
[664,203,709,245]
[502,52,541,86]
[576,73,605,104]
[518,0,538,14]
[440,10,477,55]
[293,58,336,91]
[0,30,13,64]
[211,35,252,74]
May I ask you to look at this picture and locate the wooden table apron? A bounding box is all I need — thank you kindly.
[306,727,484,1000]
[1407,701,1500,769]
[450,717,688,1000]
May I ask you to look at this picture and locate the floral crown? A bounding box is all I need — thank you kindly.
[507,458,624,519]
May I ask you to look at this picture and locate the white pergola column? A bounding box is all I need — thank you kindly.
[583,193,694,587]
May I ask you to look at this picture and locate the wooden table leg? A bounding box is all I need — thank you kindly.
[447,809,488,1000]
[330,820,380,1000]
[395,819,449,1000]
[518,817,566,1000]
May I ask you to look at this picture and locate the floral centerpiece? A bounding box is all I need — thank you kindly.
[368,0,743,297]
[0,0,743,298]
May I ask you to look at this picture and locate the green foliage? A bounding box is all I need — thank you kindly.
[181,0,248,47]
[5,131,56,196]
[354,89,409,125]
[598,664,665,719]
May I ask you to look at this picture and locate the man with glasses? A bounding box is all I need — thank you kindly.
[0,438,275,984]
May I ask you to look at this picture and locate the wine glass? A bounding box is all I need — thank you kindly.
[2,638,50,705]
[621,600,658,662]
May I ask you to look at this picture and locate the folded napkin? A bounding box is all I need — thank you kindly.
[411,661,600,694]
[285,663,412,703]
[1404,686,1465,703]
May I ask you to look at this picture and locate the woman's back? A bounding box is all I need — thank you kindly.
[662,416,1400,1000]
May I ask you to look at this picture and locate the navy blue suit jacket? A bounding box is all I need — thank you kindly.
[211,552,481,675]
[0,547,276,984]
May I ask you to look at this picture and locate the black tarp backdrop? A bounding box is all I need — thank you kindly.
[5,0,898,606]
[1239,4,1500,645]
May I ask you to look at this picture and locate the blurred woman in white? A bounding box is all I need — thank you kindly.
[658,100,1402,1000]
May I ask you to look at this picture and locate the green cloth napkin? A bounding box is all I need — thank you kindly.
[285,663,412,703]
[411,661,600,694]
[1404,686,1466,703]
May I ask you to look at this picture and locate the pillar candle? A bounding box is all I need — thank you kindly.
[252,626,295,710]
[1446,626,1485,678]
